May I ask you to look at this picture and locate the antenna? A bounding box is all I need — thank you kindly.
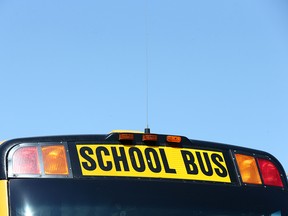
[144,0,150,134]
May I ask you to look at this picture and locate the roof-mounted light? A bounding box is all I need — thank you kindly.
[257,158,283,187]
[119,133,134,141]
[12,146,40,175]
[142,134,158,142]
[42,145,69,175]
[166,135,182,144]
[9,143,72,178]
[235,154,262,185]
[235,153,284,188]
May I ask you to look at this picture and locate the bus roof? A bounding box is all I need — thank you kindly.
[0,131,287,187]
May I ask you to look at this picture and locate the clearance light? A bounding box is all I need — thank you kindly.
[235,154,262,185]
[119,133,134,141]
[166,136,181,143]
[42,145,69,175]
[12,146,40,175]
[142,134,158,142]
[257,158,283,187]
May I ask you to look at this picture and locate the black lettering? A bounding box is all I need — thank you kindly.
[211,153,228,177]
[129,147,145,172]
[159,149,176,174]
[80,147,96,170]
[111,147,129,171]
[145,148,161,173]
[181,150,198,174]
[196,152,213,176]
[96,146,112,171]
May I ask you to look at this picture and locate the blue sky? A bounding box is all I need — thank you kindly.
[1,0,288,172]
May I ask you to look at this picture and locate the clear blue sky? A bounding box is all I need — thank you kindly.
[1,1,288,172]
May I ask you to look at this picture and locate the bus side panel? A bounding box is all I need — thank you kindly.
[0,180,9,216]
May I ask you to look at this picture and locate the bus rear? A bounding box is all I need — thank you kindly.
[0,131,287,215]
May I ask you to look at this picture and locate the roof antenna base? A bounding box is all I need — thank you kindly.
[144,128,150,134]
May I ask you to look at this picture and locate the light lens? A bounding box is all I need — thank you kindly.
[142,134,158,142]
[42,145,69,175]
[235,154,262,185]
[166,136,181,143]
[257,158,283,187]
[12,146,40,175]
[119,133,134,141]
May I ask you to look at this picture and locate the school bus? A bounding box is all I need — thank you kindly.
[0,131,287,215]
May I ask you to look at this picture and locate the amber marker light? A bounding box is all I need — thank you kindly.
[142,134,158,142]
[42,145,69,175]
[235,154,262,185]
[119,133,134,141]
[166,136,181,143]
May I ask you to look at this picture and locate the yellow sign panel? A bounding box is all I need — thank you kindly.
[76,144,231,183]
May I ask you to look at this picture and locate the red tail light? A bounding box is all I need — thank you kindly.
[12,146,40,175]
[257,158,283,187]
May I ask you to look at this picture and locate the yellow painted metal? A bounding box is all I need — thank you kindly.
[0,180,9,216]
[110,130,143,134]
